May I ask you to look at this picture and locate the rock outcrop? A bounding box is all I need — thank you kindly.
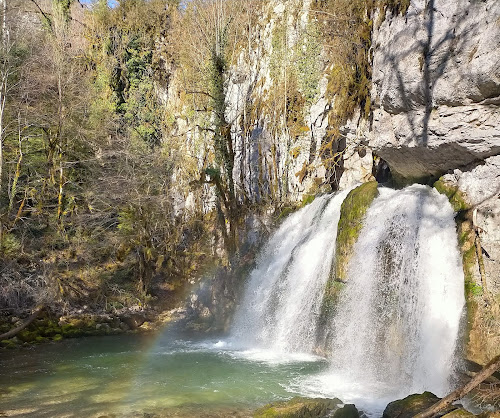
[371,0,500,181]
[254,397,358,418]
[437,156,500,365]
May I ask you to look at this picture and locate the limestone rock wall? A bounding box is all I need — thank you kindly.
[371,0,500,181]
[225,0,332,203]
[440,156,500,364]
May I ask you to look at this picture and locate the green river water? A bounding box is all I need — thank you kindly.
[0,333,328,417]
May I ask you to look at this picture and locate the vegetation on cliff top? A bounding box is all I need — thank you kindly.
[311,0,409,188]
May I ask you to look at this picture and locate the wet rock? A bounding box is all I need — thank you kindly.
[119,322,130,332]
[333,404,360,418]
[254,397,344,418]
[382,392,458,418]
[121,313,146,330]
[96,323,112,333]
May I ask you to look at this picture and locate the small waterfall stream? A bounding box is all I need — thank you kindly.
[232,184,465,413]
[231,189,352,353]
[328,185,465,396]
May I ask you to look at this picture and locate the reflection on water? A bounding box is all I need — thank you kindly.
[0,334,327,417]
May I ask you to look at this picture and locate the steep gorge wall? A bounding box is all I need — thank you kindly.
[371,0,500,181]
[223,0,374,203]
[165,0,374,211]
[163,0,500,348]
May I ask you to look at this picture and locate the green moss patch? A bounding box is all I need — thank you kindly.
[318,280,346,331]
[0,313,130,349]
[434,178,471,213]
[301,194,316,207]
[433,179,488,360]
[1,339,18,349]
[335,181,379,282]
[317,181,378,351]
[382,392,458,418]
[442,409,476,418]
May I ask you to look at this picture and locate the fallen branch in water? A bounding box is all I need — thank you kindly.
[414,354,500,418]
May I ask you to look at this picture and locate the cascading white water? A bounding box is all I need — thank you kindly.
[297,185,465,413]
[231,189,352,354]
[231,184,465,414]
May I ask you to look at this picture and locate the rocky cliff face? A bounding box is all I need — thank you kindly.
[371,0,500,181]
[166,0,373,208]
[165,0,500,352]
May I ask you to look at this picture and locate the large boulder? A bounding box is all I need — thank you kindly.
[253,397,353,418]
[382,392,459,418]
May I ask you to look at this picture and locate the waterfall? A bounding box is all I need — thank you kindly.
[329,185,464,393]
[231,189,352,353]
[232,184,465,413]
[297,185,465,412]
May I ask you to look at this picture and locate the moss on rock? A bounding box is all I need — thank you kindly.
[1,339,17,349]
[277,206,296,222]
[432,177,496,364]
[318,280,345,331]
[254,397,344,418]
[434,178,471,213]
[333,404,360,418]
[0,312,133,349]
[316,182,378,347]
[442,409,476,418]
[301,194,316,207]
[335,181,379,282]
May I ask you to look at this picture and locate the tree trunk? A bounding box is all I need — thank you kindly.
[414,354,500,418]
[0,306,44,340]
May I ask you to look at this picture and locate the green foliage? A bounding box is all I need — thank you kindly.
[466,280,483,297]
[87,0,178,147]
[0,233,21,256]
[1,339,17,349]
[268,14,319,137]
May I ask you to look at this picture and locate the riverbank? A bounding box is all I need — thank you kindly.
[0,306,188,349]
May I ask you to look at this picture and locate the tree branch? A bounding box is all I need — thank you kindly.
[0,306,44,340]
[414,354,500,418]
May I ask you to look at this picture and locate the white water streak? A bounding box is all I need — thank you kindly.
[323,185,465,404]
[232,184,464,414]
[231,189,352,353]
